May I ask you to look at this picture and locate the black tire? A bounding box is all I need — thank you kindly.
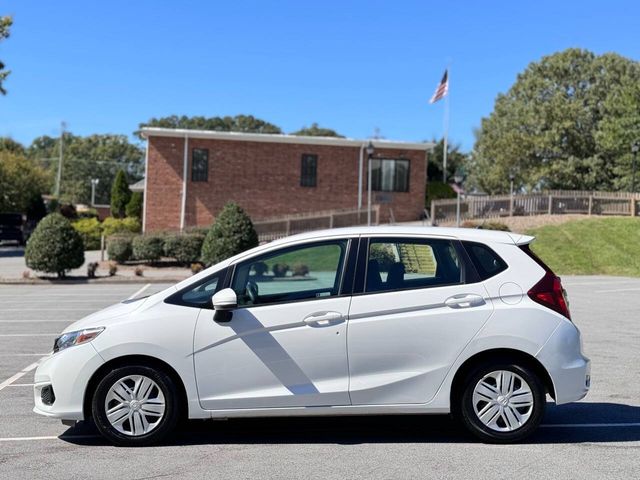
[457,362,545,443]
[91,365,180,447]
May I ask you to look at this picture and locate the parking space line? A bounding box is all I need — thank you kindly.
[594,287,640,293]
[5,383,34,387]
[0,434,100,442]
[540,422,640,428]
[0,333,58,337]
[0,360,42,392]
[128,283,151,300]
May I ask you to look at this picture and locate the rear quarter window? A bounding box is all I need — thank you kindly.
[462,242,508,280]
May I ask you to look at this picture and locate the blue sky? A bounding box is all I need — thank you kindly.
[1,1,639,151]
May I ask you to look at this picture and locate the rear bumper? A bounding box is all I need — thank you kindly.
[33,343,104,421]
[536,320,590,404]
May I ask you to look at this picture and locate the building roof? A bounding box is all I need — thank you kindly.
[140,127,434,151]
[129,178,145,192]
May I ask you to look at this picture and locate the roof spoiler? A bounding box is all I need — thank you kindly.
[508,233,535,245]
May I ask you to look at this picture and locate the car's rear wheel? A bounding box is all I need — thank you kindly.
[458,362,545,443]
[92,365,179,446]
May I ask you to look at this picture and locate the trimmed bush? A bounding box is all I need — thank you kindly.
[126,191,143,219]
[163,233,204,264]
[201,202,259,266]
[132,234,165,262]
[102,216,141,236]
[73,217,102,250]
[107,235,133,263]
[25,213,85,278]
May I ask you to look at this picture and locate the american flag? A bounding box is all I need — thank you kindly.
[429,69,449,104]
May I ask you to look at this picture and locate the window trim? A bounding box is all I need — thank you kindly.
[300,153,318,187]
[370,158,411,193]
[228,238,356,309]
[353,236,470,295]
[191,148,209,182]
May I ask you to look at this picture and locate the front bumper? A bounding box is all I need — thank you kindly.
[536,320,590,405]
[33,343,104,421]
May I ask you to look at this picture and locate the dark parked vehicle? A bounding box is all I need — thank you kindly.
[0,213,27,245]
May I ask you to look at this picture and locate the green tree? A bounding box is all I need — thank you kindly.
[25,213,85,278]
[110,170,132,218]
[291,123,344,138]
[201,202,259,266]
[471,48,640,193]
[27,133,144,205]
[0,151,50,213]
[136,114,282,139]
[426,138,468,182]
[0,16,12,95]
[0,137,25,155]
[125,191,143,219]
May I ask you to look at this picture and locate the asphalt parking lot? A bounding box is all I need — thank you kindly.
[0,277,638,479]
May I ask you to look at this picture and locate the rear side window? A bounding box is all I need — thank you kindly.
[365,238,462,293]
[463,242,507,280]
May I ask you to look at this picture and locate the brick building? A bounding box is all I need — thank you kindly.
[140,127,432,232]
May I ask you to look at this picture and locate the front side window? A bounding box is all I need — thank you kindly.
[300,154,317,187]
[371,158,410,192]
[365,238,461,293]
[165,269,226,309]
[192,148,209,182]
[232,240,348,307]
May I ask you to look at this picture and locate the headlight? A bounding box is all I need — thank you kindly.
[53,327,105,353]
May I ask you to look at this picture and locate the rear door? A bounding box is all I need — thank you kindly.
[347,235,493,405]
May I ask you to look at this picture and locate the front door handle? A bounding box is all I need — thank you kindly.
[444,294,485,309]
[303,311,344,327]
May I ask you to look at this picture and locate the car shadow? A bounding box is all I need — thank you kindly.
[59,402,640,446]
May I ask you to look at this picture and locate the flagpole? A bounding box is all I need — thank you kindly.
[442,68,450,183]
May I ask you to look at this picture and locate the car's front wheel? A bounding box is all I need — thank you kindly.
[458,362,545,443]
[91,365,180,446]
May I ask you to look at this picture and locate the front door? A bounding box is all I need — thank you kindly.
[194,238,354,410]
[347,236,494,405]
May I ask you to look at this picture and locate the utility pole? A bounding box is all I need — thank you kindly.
[55,121,66,198]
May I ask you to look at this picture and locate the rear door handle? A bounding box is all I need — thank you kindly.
[303,311,344,327]
[444,294,485,309]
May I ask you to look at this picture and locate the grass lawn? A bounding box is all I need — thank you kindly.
[527,217,640,276]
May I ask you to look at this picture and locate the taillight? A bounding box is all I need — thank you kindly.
[527,271,571,320]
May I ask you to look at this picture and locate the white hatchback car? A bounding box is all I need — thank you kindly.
[33,226,590,446]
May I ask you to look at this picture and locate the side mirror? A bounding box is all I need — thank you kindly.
[211,288,237,322]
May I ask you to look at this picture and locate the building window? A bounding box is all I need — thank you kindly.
[371,158,410,192]
[300,154,317,187]
[192,148,209,182]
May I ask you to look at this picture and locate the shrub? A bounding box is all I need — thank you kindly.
[25,213,85,278]
[102,216,141,236]
[110,169,132,218]
[126,191,143,219]
[461,220,511,231]
[425,181,456,207]
[134,266,144,277]
[59,203,78,220]
[201,202,259,266]
[163,233,205,264]
[190,263,204,274]
[108,262,118,276]
[73,217,102,250]
[292,263,309,277]
[132,234,165,262]
[272,263,289,277]
[107,235,133,263]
